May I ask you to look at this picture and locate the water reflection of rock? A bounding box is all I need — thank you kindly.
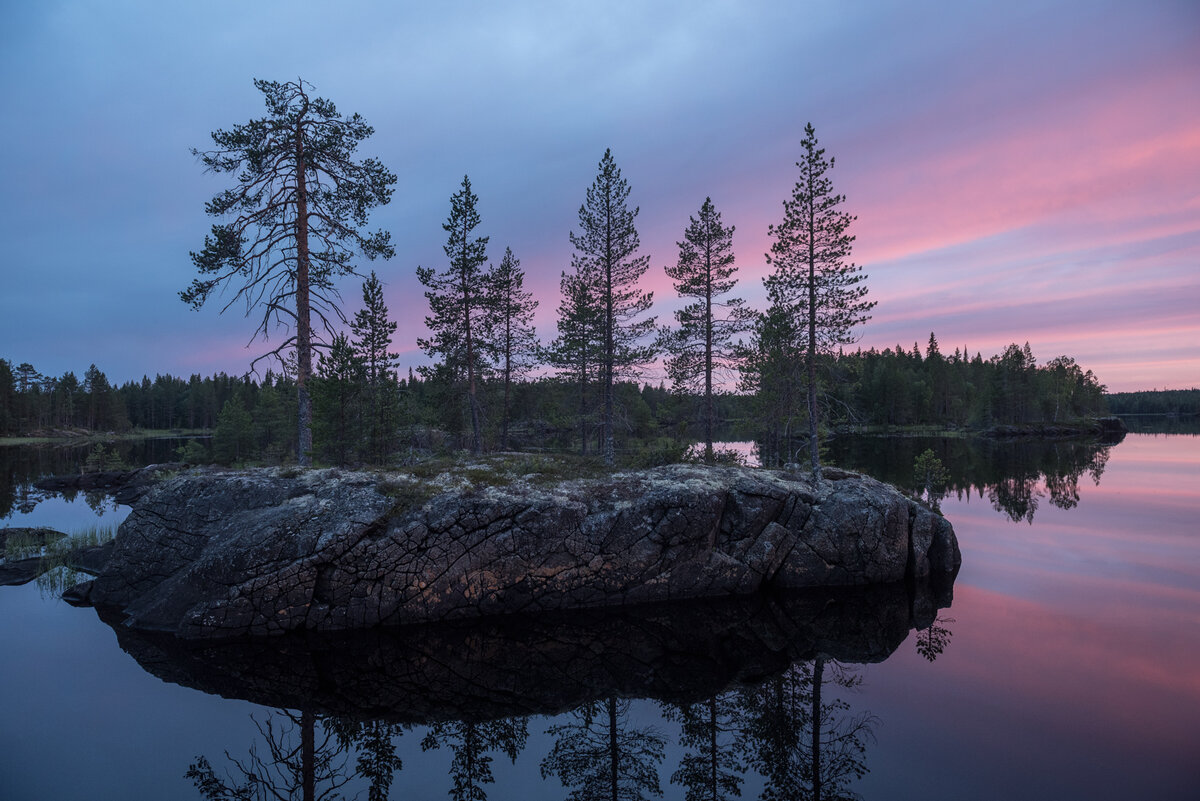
[102,579,952,725]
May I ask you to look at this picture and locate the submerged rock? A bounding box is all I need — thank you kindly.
[83,464,960,639]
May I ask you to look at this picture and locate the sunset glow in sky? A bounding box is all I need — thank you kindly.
[1,1,1197,391]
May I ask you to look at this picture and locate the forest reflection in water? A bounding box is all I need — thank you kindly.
[105,580,955,801]
[822,434,1119,524]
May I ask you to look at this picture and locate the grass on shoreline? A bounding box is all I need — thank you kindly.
[0,428,211,447]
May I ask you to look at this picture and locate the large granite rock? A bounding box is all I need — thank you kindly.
[82,464,960,639]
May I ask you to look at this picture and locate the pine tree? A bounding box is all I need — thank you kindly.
[570,149,656,465]
[765,123,875,478]
[420,717,529,801]
[545,269,603,456]
[659,197,752,461]
[312,332,364,465]
[183,78,396,466]
[418,175,494,455]
[352,271,399,463]
[738,287,806,467]
[488,247,538,450]
[662,691,744,801]
[540,697,665,801]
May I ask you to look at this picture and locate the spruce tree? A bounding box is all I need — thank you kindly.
[351,271,399,463]
[487,247,538,450]
[312,332,364,465]
[570,149,655,465]
[765,123,874,478]
[184,78,396,466]
[545,269,603,456]
[417,175,494,455]
[659,197,752,461]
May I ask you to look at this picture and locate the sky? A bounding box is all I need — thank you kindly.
[1,0,1197,393]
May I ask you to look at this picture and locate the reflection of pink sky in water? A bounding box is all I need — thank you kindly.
[856,433,1200,799]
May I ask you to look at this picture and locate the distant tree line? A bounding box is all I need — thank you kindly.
[826,336,1108,428]
[1105,388,1199,416]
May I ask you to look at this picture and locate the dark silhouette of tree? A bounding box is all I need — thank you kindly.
[326,718,406,801]
[213,398,255,464]
[915,616,956,662]
[487,247,538,450]
[663,691,745,801]
[351,271,399,464]
[312,332,365,465]
[660,198,752,462]
[545,269,603,456]
[738,291,806,467]
[421,717,529,801]
[570,149,656,465]
[541,697,666,801]
[418,175,494,455]
[187,710,351,801]
[183,78,396,466]
[738,660,876,801]
[0,359,15,435]
[913,448,949,512]
[765,124,874,479]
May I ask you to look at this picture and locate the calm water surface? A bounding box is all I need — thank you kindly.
[1,434,1197,800]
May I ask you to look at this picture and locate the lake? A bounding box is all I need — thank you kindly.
[1,433,1197,800]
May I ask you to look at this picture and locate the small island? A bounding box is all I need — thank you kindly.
[68,460,959,640]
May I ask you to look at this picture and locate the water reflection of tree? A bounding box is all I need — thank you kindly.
[420,717,529,801]
[662,691,744,801]
[738,659,877,801]
[540,696,667,801]
[187,710,404,801]
[914,616,955,663]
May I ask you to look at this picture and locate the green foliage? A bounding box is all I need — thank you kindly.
[913,448,949,511]
[353,271,401,464]
[570,149,657,465]
[764,123,874,476]
[660,197,752,455]
[489,247,539,450]
[82,443,125,472]
[312,332,365,465]
[174,439,210,464]
[184,78,395,466]
[1106,388,1199,416]
[213,398,255,464]
[418,175,494,455]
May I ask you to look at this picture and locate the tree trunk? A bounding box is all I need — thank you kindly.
[708,697,718,801]
[295,127,313,467]
[812,658,824,801]
[301,710,316,801]
[704,256,714,462]
[807,190,819,480]
[608,697,619,801]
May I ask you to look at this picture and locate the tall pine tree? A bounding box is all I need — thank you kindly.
[418,175,494,455]
[659,197,752,461]
[488,247,538,450]
[570,149,655,465]
[184,79,395,466]
[545,269,602,456]
[351,271,399,463]
[766,124,874,478]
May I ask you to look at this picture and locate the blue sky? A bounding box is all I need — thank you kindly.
[2,0,1197,391]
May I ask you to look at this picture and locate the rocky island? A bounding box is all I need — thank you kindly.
[66,462,959,640]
